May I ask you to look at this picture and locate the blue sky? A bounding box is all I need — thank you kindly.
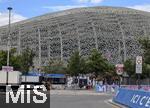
[0,0,150,26]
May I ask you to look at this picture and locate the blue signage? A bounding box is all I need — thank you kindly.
[113,88,150,108]
[25,72,44,76]
[46,74,66,78]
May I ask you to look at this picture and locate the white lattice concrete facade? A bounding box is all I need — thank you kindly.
[0,6,150,66]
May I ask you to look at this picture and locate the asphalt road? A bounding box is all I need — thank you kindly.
[50,94,114,108]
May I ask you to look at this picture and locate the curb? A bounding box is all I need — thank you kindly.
[50,90,112,95]
[107,99,127,108]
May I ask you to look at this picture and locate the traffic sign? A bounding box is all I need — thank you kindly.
[136,56,142,74]
[115,64,124,75]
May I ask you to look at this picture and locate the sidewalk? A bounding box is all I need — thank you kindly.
[50,90,112,95]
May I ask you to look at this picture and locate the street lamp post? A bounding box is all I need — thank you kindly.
[6,7,12,86]
[7,7,12,66]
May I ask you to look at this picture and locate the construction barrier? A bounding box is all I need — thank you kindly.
[113,88,150,108]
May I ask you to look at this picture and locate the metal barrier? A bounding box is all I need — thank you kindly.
[95,85,150,94]
[121,85,150,91]
[113,88,150,108]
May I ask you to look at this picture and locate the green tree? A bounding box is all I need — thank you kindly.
[0,48,22,70]
[124,59,135,77]
[0,48,36,73]
[10,54,22,71]
[142,63,150,78]
[139,37,150,78]
[124,59,135,84]
[0,50,7,69]
[67,51,86,76]
[139,37,150,64]
[87,49,109,77]
[20,48,35,73]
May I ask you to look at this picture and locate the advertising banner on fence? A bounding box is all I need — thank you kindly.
[113,88,150,108]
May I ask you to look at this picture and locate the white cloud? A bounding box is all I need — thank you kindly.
[43,5,87,12]
[128,4,150,12]
[0,12,27,27]
[78,0,104,3]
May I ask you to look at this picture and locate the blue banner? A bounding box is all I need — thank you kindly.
[113,88,150,108]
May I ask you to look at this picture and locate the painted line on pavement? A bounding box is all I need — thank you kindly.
[104,100,123,108]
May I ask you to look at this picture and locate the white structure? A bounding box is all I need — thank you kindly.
[0,71,21,86]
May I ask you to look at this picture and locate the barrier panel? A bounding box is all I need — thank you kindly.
[113,88,150,108]
[95,85,119,93]
[121,85,150,91]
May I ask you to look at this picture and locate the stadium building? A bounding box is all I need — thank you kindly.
[0,6,150,66]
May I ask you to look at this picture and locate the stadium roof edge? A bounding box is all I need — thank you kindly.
[0,6,150,29]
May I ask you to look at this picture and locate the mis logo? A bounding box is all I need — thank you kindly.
[0,85,50,108]
[6,85,47,103]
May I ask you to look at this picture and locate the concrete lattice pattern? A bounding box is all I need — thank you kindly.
[0,6,150,66]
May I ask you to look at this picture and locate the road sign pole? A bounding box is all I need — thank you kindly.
[6,71,9,85]
[137,74,141,90]
[136,56,142,90]
[119,75,122,88]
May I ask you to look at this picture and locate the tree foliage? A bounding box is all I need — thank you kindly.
[86,49,113,77]
[139,37,150,78]
[0,48,22,70]
[67,51,87,76]
[20,48,35,73]
[124,59,135,77]
[0,50,7,69]
[139,37,150,64]
[142,63,150,78]
[0,48,35,73]
[43,59,67,74]
[67,49,115,78]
